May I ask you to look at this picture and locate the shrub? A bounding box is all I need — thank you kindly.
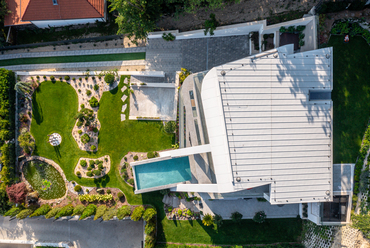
[143,208,157,221]
[93,127,99,133]
[107,189,111,194]
[117,192,124,199]
[104,73,115,84]
[102,207,117,221]
[178,209,182,216]
[94,205,107,220]
[147,151,156,159]
[253,211,266,223]
[204,13,219,36]
[76,171,81,177]
[162,32,176,41]
[202,214,213,226]
[59,77,62,81]
[179,68,190,85]
[79,204,97,220]
[131,206,145,221]
[117,206,131,219]
[91,145,96,151]
[4,206,24,217]
[16,209,33,219]
[77,130,82,135]
[72,77,75,80]
[145,234,156,248]
[85,76,88,80]
[74,185,82,192]
[50,75,55,81]
[86,171,93,177]
[30,204,51,217]
[80,160,87,167]
[133,155,138,161]
[79,77,82,81]
[94,84,99,91]
[89,160,95,166]
[145,221,156,235]
[79,194,113,202]
[299,40,305,47]
[81,134,90,144]
[64,76,70,81]
[98,164,103,170]
[231,211,243,223]
[43,75,46,79]
[287,26,295,33]
[164,121,176,133]
[72,204,85,216]
[6,182,27,204]
[159,189,170,195]
[86,90,92,96]
[127,178,134,185]
[93,169,101,176]
[55,204,74,218]
[186,209,193,216]
[77,120,83,127]
[45,207,61,219]
[18,131,35,154]
[89,97,99,108]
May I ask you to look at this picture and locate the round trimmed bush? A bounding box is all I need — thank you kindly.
[107,189,111,194]
[117,192,124,199]
[104,73,115,84]
[133,155,138,161]
[94,84,99,91]
[253,211,266,223]
[91,145,96,151]
[76,171,81,177]
[89,97,99,108]
[86,90,92,96]
[127,178,134,185]
[74,185,82,192]
[93,170,101,176]
[80,160,87,167]
[78,130,82,135]
[81,134,90,144]
[86,171,93,177]
[50,75,55,81]
[64,75,70,81]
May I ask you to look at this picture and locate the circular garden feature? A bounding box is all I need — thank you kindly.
[23,160,66,200]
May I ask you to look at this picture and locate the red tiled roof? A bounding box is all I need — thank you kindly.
[4,0,31,26]
[22,0,104,21]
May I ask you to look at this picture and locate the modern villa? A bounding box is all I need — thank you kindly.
[132,17,354,226]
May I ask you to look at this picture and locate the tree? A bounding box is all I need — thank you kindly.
[109,0,162,44]
[204,13,219,36]
[253,211,266,223]
[213,213,223,227]
[164,121,176,133]
[18,131,35,154]
[202,213,213,226]
[230,211,242,223]
[14,81,33,98]
[6,182,27,204]
[0,188,11,215]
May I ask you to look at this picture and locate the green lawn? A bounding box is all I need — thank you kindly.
[31,78,302,245]
[330,36,370,163]
[0,52,145,67]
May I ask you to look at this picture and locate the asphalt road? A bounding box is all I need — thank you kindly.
[0,216,143,248]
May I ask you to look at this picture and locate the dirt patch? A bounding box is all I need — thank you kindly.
[157,0,315,32]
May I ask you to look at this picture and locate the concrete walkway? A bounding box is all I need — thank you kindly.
[0,47,146,60]
[0,216,143,248]
[199,194,300,219]
[2,60,146,71]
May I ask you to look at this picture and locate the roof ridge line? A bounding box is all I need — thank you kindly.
[84,0,104,17]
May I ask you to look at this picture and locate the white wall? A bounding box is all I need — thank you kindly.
[31,18,105,28]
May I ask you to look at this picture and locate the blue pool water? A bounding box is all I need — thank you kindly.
[134,156,192,190]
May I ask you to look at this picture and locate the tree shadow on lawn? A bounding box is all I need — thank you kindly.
[93,175,110,188]
[32,88,43,125]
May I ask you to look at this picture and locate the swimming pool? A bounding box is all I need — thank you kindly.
[134,156,192,190]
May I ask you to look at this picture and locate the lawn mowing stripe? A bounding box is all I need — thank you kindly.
[0,52,145,67]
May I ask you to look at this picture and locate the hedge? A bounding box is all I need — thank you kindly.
[29,204,51,217]
[4,205,23,217]
[131,206,145,221]
[45,207,61,219]
[117,205,131,220]
[55,204,74,218]
[79,204,97,220]
[16,209,34,219]
[0,69,16,190]
[102,207,117,221]
[94,205,107,220]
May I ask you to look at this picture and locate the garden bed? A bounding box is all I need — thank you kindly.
[74,155,111,178]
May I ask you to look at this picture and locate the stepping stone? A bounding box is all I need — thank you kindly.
[121,95,127,102]
[121,114,126,121]
[121,86,127,92]
[122,104,127,113]
[124,78,128,85]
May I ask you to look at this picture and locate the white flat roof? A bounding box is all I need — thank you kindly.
[201,45,334,204]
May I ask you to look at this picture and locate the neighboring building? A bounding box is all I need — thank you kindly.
[4,0,106,28]
[131,17,354,225]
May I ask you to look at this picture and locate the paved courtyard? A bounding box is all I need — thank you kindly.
[0,216,143,248]
[146,34,250,82]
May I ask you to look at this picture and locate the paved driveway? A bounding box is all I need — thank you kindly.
[0,216,143,248]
